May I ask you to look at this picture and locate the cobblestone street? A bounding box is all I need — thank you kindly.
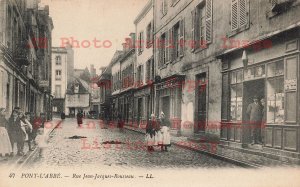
[26,118,238,169]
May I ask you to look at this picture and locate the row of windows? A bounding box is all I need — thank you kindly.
[138,21,153,55]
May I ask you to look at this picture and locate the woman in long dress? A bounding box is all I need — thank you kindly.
[160,112,171,152]
[0,108,12,158]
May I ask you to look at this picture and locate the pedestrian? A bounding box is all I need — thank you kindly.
[24,112,34,151]
[35,128,48,157]
[77,110,83,127]
[246,95,263,145]
[145,114,156,152]
[61,112,66,120]
[117,113,124,132]
[7,107,23,156]
[260,98,266,144]
[154,115,163,151]
[32,114,42,145]
[159,112,171,152]
[0,108,12,159]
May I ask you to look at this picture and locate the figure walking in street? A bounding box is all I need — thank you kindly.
[0,108,12,159]
[145,114,156,152]
[117,113,124,132]
[77,110,83,127]
[159,112,171,152]
[61,112,66,120]
[246,95,263,145]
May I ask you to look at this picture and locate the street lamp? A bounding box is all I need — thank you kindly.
[242,50,248,68]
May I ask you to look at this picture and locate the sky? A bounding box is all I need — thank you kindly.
[40,0,148,74]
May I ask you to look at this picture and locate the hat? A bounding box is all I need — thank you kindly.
[150,114,155,118]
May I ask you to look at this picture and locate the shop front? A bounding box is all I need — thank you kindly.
[155,75,184,134]
[219,33,300,161]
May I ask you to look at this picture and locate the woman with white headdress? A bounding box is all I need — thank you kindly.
[159,112,171,151]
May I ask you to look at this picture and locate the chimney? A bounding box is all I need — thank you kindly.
[129,33,136,48]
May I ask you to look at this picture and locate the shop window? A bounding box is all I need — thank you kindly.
[267,60,284,124]
[244,65,266,81]
[230,70,243,121]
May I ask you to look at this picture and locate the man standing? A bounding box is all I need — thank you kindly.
[246,96,263,145]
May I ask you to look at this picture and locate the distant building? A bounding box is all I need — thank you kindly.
[65,78,90,117]
[51,46,74,115]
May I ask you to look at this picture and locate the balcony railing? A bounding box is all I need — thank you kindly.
[13,41,30,66]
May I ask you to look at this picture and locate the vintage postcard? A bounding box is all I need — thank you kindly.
[0,0,300,186]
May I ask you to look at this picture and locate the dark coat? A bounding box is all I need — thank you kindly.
[77,113,83,124]
[146,120,157,138]
[8,116,26,142]
[246,102,263,123]
[0,115,8,128]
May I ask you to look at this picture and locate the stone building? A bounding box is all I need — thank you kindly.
[0,0,53,119]
[133,0,155,127]
[51,46,74,116]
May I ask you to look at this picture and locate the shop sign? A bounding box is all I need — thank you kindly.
[284,79,297,91]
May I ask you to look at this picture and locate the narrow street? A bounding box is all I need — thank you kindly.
[23,118,237,169]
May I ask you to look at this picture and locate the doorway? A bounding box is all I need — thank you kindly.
[162,96,170,119]
[242,79,265,143]
[195,73,207,133]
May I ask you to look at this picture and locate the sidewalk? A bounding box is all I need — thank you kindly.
[123,124,297,168]
[0,118,62,169]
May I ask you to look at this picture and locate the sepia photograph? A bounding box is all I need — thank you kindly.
[0,0,300,186]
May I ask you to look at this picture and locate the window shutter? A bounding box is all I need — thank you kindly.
[158,37,163,67]
[150,20,154,44]
[179,18,185,57]
[165,32,169,63]
[141,65,144,86]
[239,0,247,27]
[205,0,213,44]
[168,28,174,62]
[164,0,168,15]
[191,9,196,51]
[231,0,238,31]
[141,31,144,52]
[221,73,230,121]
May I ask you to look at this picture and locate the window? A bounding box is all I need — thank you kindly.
[136,65,143,87]
[146,22,153,48]
[161,0,168,16]
[55,85,62,98]
[138,31,144,54]
[191,0,213,51]
[55,70,62,80]
[266,60,284,124]
[230,70,243,121]
[231,0,249,31]
[55,56,61,65]
[158,33,167,66]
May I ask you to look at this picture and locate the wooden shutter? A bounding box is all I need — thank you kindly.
[150,20,154,44]
[158,36,163,67]
[205,0,213,44]
[164,0,168,15]
[179,18,185,57]
[191,9,196,51]
[141,31,144,52]
[141,65,144,86]
[165,32,169,63]
[168,28,174,62]
[231,0,238,31]
[221,73,230,121]
[239,0,247,27]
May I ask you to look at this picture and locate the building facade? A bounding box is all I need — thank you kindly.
[133,0,155,127]
[51,46,74,116]
[0,0,53,119]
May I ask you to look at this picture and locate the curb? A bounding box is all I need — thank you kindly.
[124,125,259,168]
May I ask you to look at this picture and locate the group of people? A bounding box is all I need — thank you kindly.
[145,112,171,152]
[0,107,45,159]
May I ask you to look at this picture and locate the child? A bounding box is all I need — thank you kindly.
[35,128,48,157]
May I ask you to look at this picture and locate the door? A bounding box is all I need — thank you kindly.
[196,73,207,133]
[162,96,170,119]
[242,79,265,143]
